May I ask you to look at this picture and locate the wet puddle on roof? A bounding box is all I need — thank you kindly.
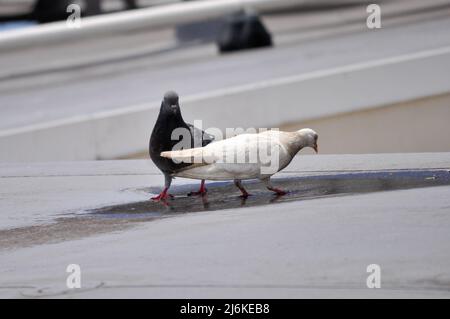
[2,170,449,251]
[89,169,450,219]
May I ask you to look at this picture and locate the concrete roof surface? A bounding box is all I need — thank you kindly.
[0,153,449,298]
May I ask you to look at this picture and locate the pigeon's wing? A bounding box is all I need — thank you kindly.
[162,133,282,164]
[161,147,218,165]
[187,123,215,147]
[161,134,280,180]
[161,132,287,180]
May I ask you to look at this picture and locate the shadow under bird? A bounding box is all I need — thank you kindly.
[161,128,319,198]
[149,91,214,200]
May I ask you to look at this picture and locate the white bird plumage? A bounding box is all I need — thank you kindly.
[160,128,318,197]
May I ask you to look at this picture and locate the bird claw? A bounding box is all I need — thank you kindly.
[187,188,208,197]
[270,188,287,196]
[151,193,174,201]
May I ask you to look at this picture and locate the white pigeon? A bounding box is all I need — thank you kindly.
[160,128,318,197]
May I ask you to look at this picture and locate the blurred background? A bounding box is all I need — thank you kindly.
[0,0,173,24]
[0,0,449,162]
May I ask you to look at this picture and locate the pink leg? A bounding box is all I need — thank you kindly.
[263,178,287,196]
[267,186,287,196]
[151,187,174,201]
[152,174,174,201]
[234,179,250,198]
[188,180,208,196]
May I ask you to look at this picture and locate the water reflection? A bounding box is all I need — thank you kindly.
[89,170,450,220]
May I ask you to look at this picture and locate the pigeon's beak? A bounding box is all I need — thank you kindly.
[313,143,318,153]
[171,105,177,113]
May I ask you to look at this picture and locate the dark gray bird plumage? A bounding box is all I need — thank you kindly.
[149,91,214,198]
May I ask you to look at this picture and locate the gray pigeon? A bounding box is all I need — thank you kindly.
[149,91,214,200]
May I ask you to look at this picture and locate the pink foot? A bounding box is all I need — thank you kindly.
[151,188,174,201]
[269,188,287,196]
[188,189,207,196]
[188,181,207,196]
[239,190,250,199]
